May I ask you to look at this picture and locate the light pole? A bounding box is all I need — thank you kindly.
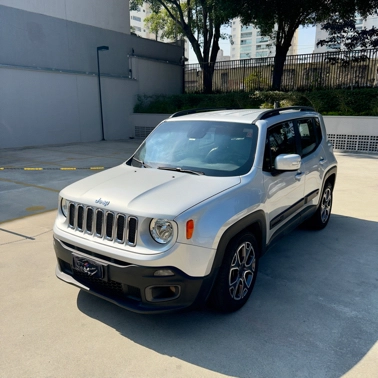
[97,46,109,141]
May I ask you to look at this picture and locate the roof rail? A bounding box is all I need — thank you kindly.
[254,106,315,121]
[169,108,229,118]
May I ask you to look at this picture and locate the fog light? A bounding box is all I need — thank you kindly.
[154,269,174,277]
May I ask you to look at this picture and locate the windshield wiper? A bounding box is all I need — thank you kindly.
[157,167,205,175]
[132,157,151,168]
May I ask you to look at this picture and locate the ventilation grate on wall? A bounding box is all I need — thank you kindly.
[135,126,155,139]
[327,134,378,153]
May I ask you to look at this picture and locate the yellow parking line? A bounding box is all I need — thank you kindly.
[0,178,59,193]
[0,167,107,170]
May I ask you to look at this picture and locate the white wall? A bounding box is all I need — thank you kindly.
[131,57,183,95]
[324,116,378,136]
[0,67,139,148]
[0,0,130,34]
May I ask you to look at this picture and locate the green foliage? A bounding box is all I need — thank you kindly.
[134,89,378,116]
[304,88,378,116]
[244,71,270,91]
[143,5,185,41]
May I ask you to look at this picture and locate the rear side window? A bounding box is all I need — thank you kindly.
[263,121,297,172]
[298,118,322,157]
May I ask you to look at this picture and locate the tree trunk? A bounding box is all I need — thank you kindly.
[272,45,290,91]
[202,62,214,94]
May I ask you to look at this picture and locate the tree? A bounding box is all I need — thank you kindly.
[130,0,237,93]
[317,15,378,51]
[144,6,185,41]
[232,0,378,90]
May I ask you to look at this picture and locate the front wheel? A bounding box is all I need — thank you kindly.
[310,181,333,229]
[209,232,259,313]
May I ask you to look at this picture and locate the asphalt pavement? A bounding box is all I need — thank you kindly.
[0,141,378,378]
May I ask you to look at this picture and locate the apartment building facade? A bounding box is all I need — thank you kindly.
[230,19,299,60]
[314,14,378,53]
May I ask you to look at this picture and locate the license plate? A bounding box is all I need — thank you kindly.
[73,255,104,279]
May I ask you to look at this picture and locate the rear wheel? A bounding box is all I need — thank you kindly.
[209,232,259,313]
[310,181,333,229]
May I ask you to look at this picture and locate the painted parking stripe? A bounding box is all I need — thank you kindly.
[0,167,106,170]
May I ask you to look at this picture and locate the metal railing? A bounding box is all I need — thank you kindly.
[185,49,378,93]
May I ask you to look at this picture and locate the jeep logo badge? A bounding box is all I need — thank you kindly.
[95,198,110,207]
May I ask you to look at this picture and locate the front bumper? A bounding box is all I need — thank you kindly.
[54,237,213,313]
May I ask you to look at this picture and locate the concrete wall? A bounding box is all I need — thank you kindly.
[323,116,378,136]
[0,5,183,76]
[324,116,378,153]
[0,67,140,148]
[0,0,130,34]
[0,4,184,148]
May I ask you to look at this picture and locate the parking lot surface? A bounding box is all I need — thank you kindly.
[0,142,378,378]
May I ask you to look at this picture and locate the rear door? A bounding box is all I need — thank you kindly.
[296,117,325,208]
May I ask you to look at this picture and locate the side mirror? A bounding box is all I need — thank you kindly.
[275,154,301,171]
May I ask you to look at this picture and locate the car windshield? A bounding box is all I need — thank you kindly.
[129,120,258,177]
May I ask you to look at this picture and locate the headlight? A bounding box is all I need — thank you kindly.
[61,198,69,217]
[150,219,174,244]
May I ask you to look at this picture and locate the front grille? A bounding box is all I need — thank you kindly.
[68,203,138,246]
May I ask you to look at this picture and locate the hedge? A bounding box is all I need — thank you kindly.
[134,88,378,116]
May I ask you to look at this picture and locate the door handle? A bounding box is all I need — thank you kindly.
[319,157,326,165]
[295,171,305,181]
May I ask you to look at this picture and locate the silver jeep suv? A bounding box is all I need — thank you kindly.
[53,107,337,313]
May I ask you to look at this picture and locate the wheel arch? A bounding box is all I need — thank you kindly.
[213,210,266,272]
[319,166,337,207]
[197,211,266,309]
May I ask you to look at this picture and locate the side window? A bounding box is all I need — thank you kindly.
[314,117,323,143]
[298,118,320,157]
[263,121,296,172]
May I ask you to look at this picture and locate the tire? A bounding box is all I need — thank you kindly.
[310,181,333,230]
[209,232,259,313]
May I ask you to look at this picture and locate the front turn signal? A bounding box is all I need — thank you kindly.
[186,220,194,239]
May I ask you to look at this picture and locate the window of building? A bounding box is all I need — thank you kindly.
[132,16,142,22]
[241,32,252,38]
[257,37,269,43]
[134,26,141,32]
[241,39,252,45]
[256,51,269,58]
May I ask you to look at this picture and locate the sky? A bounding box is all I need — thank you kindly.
[188,25,317,63]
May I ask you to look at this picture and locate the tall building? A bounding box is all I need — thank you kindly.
[130,3,189,59]
[314,14,378,53]
[230,19,298,60]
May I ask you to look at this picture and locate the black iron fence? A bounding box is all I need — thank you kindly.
[185,49,378,93]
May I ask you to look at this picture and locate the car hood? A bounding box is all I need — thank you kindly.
[60,164,241,218]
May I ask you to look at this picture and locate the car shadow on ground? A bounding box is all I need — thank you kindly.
[77,214,378,378]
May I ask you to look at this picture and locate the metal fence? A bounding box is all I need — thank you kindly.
[185,49,378,93]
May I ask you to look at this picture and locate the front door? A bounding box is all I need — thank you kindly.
[262,120,305,243]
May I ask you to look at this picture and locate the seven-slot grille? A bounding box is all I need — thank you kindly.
[68,203,138,246]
